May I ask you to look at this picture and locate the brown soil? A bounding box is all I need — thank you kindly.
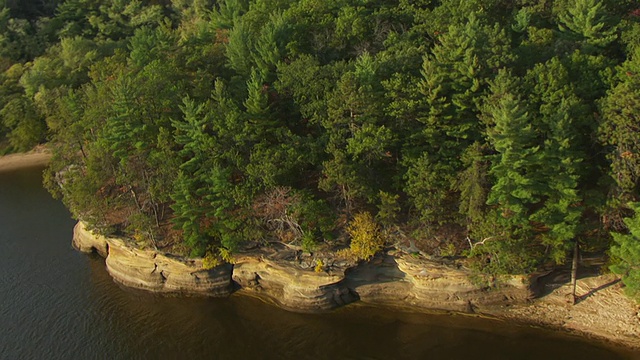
[0,146,51,173]
[499,273,640,352]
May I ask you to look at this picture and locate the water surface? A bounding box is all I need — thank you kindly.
[0,167,635,359]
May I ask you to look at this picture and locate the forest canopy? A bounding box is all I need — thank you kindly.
[2,0,640,298]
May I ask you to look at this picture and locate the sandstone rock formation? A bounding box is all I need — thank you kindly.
[73,221,532,311]
[73,221,232,296]
[233,253,356,312]
[72,221,109,257]
[72,221,640,349]
[395,253,533,312]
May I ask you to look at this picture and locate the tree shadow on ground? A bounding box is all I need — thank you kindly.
[574,278,621,305]
[535,258,608,298]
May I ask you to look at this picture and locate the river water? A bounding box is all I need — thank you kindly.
[0,166,636,360]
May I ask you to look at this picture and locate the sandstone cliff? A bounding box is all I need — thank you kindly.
[72,221,640,350]
[72,221,532,311]
[233,252,356,312]
[395,253,532,312]
[72,221,109,257]
[73,221,232,296]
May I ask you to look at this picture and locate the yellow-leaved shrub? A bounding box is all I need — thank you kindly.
[202,251,220,270]
[347,212,384,261]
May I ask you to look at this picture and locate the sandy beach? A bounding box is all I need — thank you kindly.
[0,147,52,173]
[502,273,640,352]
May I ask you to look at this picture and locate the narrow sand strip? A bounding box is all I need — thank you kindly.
[0,148,52,173]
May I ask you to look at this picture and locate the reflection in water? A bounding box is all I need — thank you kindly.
[0,167,635,360]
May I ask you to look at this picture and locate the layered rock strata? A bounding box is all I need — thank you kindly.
[73,221,532,312]
[343,251,533,312]
[395,254,532,312]
[73,221,232,296]
[233,253,356,312]
[72,221,640,349]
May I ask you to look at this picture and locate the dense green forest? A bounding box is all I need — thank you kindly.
[2,0,640,299]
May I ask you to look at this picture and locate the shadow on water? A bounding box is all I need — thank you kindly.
[0,167,637,360]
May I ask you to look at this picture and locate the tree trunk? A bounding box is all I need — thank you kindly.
[571,240,579,305]
[130,187,142,212]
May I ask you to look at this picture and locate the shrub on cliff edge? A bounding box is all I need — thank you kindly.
[347,212,384,261]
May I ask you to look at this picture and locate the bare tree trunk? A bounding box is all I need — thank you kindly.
[571,240,579,305]
[148,226,158,250]
[78,142,87,161]
[130,187,142,212]
[141,169,161,228]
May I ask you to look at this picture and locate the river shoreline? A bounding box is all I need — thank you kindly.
[3,150,637,352]
[0,152,639,359]
[0,146,52,173]
[0,147,640,351]
[73,221,640,353]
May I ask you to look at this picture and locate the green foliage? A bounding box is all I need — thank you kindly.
[457,142,490,231]
[610,203,640,302]
[481,59,588,269]
[406,11,513,224]
[600,47,640,201]
[225,18,254,78]
[211,0,248,29]
[376,191,400,227]
[202,250,221,270]
[8,0,632,293]
[301,232,316,254]
[485,70,539,225]
[557,0,618,51]
[439,242,457,258]
[0,95,44,151]
[170,98,239,257]
[219,246,236,264]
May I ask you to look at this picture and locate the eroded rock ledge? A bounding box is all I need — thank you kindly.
[233,254,356,312]
[73,221,640,349]
[72,221,532,312]
[73,222,232,296]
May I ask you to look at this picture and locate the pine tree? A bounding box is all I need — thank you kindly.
[321,53,389,212]
[610,203,640,302]
[457,141,491,231]
[252,11,291,83]
[480,64,586,270]
[525,58,586,264]
[531,97,584,264]
[600,47,640,201]
[225,18,254,78]
[406,12,513,223]
[171,98,238,256]
[558,0,618,50]
[485,72,540,225]
[211,0,248,29]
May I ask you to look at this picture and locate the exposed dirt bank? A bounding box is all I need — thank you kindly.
[0,146,51,173]
[499,272,640,351]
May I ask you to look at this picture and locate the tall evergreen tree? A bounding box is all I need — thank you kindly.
[558,0,618,51]
[406,12,513,224]
[600,47,640,202]
[484,70,540,229]
[321,53,390,213]
[610,203,640,302]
